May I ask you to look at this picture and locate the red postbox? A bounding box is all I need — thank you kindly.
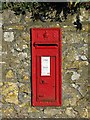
[31,28,62,106]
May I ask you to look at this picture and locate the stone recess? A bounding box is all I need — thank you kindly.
[1,8,89,118]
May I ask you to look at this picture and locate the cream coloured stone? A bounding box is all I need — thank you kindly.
[80,55,87,60]
[18,52,28,59]
[0,82,3,87]
[75,55,79,60]
[72,83,79,89]
[4,32,14,42]
[71,72,80,80]
[65,107,77,117]
[56,23,60,27]
[79,108,88,118]
[22,45,28,49]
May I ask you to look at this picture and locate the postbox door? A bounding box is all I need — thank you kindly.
[36,56,56,102]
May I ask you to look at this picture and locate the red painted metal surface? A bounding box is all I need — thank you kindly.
[31,28,62,106]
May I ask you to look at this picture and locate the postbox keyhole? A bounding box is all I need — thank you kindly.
[41,80,44,84]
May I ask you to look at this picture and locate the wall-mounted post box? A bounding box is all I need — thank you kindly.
[31,28,62,106]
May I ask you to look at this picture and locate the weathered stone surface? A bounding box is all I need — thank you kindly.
[6,70,14,79]
[63,61,80,70]
[18,92,30,103]
[63,96,78,107]
[20,84,30,91]
[4,24,25,31]
[23,75,29,81]
[1,7,89,118]
[77,83,88,97]
[62,83,81,106]
[2,82,18,104]
[71,72,80,81]
[44,108,62,116]
[2,104,17,118]
[5,92,18,105]
[79,61,89,68]
[18,52,28,59]
[4,32,14,42]
[65,107,78,117]
[79,108,88,118]
[21,32,30,41]
[62,32,88,44]
[28,107,39,113]
[74,105,88,118]
[3,10,12,23]
[25,12,32,23]
[0,82,3,87]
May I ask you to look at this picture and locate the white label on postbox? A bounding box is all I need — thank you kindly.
[41,57,50,76]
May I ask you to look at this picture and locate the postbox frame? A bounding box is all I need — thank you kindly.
[31,28,62,106]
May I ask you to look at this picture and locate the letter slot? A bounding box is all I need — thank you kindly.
[34,43,58,47]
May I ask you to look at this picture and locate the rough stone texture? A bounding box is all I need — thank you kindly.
[1,82,18,105]
[1,8,89,118]
[4,32,14,42]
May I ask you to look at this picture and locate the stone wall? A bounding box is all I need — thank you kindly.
[0,7,89,118]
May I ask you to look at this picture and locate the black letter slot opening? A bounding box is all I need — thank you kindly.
[34,43,58,47]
